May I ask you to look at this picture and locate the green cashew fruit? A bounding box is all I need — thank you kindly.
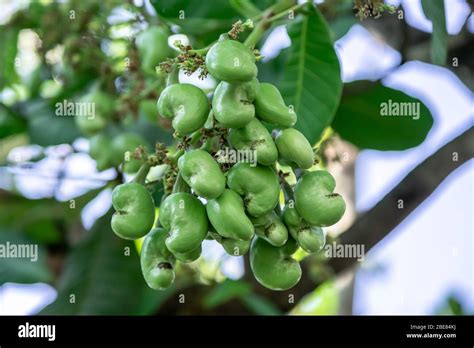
[250,237,302,291]
[140,227,175,290]
[251,211,288,247]
[75,89,114,135]
[209,231,250,256]
[288,223,326,254]
[282,203,302,228]
[111,183,155,240]
[275,128,314,169]
[205,39,257,83]
[222,238,251,256]
[254,83,296,127]
[172,245,202,263]
[228,118,278,166]
[112,132,148,173]
[206,189,254,241]
[157,83,209,135]
[294,171,346,226]
[177,149,225,199]
[227,163,280,217]
[211,79,258,128]
[159,192,208,254]
[136,27,172,74]
[89,134,114,171]
[281,235,299,256]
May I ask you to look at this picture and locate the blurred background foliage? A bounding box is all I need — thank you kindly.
[0,0,472,315]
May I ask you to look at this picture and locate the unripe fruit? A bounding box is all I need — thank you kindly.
[221,238,251,256]
[112,132,148,173]
[140,228,175,290]
[75,90,114,135]
[228,118,278,166]
[89,134,114,171]
[159,192,208,254]
[254,83,296,127]
[250,237,302,291]
[157,83,209,135]
[281,235,299,256]
[111,183,155,240]
[205,40,257,83]
[206,189,254,241]
[275,128,314,169]
[172,245,202,263]
[178,149,226,199]
[227,163,280,217]
[212,79,258,128]
[208,230,251,256]
[288,224,326,254]
[251,211,288,247]
[282,203,302,228]
[136,27,172,74]
[294,171,346,226]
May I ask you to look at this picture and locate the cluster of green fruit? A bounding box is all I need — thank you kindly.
[74,27,172,173]
[110,36,346,291]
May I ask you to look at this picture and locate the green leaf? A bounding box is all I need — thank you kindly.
[279,7,342,143]
[229,0,260,18]
[0,232,52,285]
[202,279,283,314]
[290,281,339,315]
[0,28,20,87]
[150,0,239,44]
[240,293,282,315]
[253,0,277,11]
[135,286,176,315]
[40,211,172,314]
[332,81,434,150]
[23,219,61,245]
[256,48,289,87]
[202,279,251,309]
[421,0,448,65]
[0,104,27,139]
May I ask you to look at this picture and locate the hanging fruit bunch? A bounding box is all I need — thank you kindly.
[110,24,346,291]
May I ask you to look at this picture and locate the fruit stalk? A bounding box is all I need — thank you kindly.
[132,162,151,185]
